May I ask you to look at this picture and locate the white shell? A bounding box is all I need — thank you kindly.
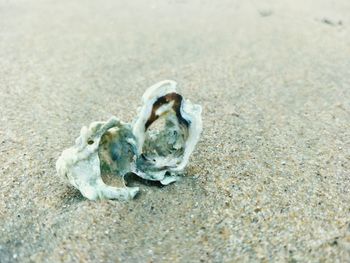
[132,80,202,183]
[56,81,202,200]
[56,117,139,200]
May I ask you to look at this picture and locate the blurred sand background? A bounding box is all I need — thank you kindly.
[1,0,350,262]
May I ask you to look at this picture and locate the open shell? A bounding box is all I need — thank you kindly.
[132,80,202,184]
[56,117,139,201]
[56,80,202,200]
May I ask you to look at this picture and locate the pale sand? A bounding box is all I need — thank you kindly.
[0,0,350,262]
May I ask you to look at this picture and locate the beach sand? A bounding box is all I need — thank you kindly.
[0,0,349,261]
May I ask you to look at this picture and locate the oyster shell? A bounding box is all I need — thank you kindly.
[56,117,139,201]
[56,80,202,200]
[132,80,203,184]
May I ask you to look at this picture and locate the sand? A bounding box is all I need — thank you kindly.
[0,0,350,262]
